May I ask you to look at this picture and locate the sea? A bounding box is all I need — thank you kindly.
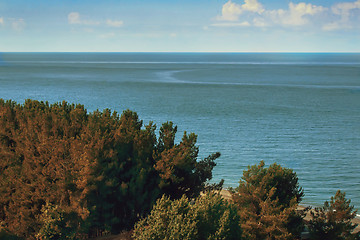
[0,52,359,211]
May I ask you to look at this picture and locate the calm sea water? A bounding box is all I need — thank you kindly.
[1,52,359,210]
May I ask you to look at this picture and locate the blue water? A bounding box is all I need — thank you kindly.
[1,52,359,210]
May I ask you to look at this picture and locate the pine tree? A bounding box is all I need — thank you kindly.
[232,161,305,240]
[0,99,222,238]
[308,190,360,240]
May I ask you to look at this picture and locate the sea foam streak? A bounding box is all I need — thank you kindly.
[1,52,359,211]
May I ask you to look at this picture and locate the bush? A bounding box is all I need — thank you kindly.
[308,190,360,240]
[232,161,305,240]
[133,192,242,240]
[36,203,80,240]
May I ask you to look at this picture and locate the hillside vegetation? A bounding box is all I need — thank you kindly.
[0,99,358,240]
[0,99,220,239]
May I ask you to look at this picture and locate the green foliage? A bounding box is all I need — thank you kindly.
[232,161,305,240]
[308,190,360,240]
[237,161,304,207]
[133,192,242,240]
[36,203,79,240]
[154,123,222,199]
[0,99,220,239]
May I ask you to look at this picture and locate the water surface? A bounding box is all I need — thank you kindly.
[1,52,359,209]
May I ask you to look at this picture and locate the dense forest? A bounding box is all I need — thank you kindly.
[0,99,358,240]
[0,99,220,239]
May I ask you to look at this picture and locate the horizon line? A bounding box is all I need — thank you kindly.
[1,51,360,54]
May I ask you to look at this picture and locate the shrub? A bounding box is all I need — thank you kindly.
[133,192,242,240]
[35,203,80,240]
[308,190,360,240]
[232,161,305,240]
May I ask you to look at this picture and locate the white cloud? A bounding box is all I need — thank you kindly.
[211,21,251,27]
[11,18,26,31]
[253,17,267,27]
[322,22,341,31]
[218,1,242,21]
[106,19,123,27]
[217,0,264,21]
[264,9,285,25]
[68,12,81,24]
[68,12,124,29]
[242,0,264,14]
[0,17,26,31]
[215,1,328,28]
[68,12,100,25]
[319,0,360,31]
[332,0,360,21]
[282,2,327,26]
[265,3,326,26]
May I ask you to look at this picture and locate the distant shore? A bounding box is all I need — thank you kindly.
[220,189,360,233]
[91,190,360,240]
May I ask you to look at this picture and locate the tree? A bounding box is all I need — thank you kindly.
[36,202,79,240]
[133,192,242,240]
[154,123,221,199]
[308,190,360,240]
[0,99,221,239]
[232,161,305,240]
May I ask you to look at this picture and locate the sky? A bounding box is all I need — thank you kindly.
[0,0,359,52]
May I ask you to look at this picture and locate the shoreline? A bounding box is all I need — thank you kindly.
[220,189,360,233]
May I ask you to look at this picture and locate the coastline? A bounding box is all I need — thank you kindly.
[220,189,360,233]
[2,52,360,211]
[92,190,360,240]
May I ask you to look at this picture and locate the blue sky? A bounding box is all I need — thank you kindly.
[0,0,359,52]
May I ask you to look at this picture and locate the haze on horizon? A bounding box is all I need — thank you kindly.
[0,0,359,52]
